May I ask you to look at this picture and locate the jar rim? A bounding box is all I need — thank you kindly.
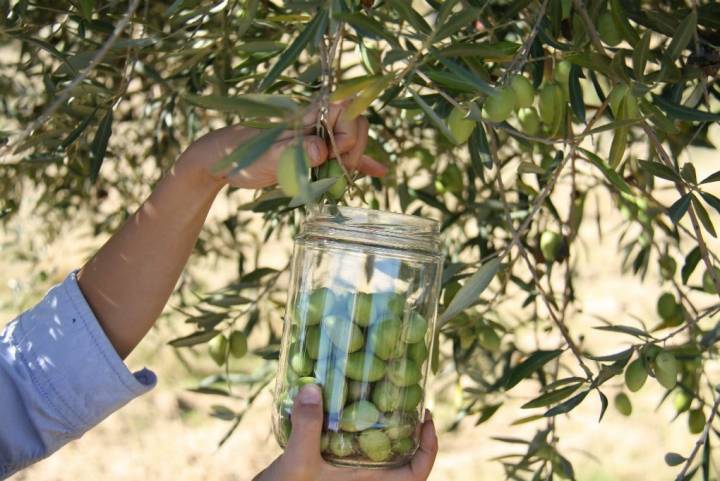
[299,205,442,255]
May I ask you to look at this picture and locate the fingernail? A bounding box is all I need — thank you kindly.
[297,384,321,406]
[308,142,320,162]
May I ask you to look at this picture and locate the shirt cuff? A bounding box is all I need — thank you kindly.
[9,270,156,433]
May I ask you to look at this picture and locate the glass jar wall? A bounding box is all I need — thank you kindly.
[272,206,443,468]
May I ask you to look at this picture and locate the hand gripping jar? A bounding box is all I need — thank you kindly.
[272,206,443,468]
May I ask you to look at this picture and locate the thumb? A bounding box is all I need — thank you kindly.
[285,384,325,463]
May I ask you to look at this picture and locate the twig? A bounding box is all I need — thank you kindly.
[571,0,607,56]
[674,385,720,481]
[642,122,720,297]
[2,0,141,157]
[502,0,550,82]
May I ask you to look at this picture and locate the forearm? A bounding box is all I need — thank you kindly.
[77,158,223,359]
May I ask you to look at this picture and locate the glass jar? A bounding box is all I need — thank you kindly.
[272,206,443,468]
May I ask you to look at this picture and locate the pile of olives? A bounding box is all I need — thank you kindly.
[275,287,430,466]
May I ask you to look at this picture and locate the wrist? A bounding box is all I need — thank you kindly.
[174,152,226,198]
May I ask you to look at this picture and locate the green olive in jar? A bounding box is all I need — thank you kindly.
[329,431,356,457]
[289,343,314,376]
[346,352,386,382]
[304,325,329,360]
[353,292,375,327]
[348,380,373,401]
[324,315,365,352]
[382,413,415,440]
[392,437,415,456]
[374,292,405,318]
[402,312,428,344]
[295,287,335,326]
[340,400,380,432]
[367,318,403,360]
[372,380,403,412]
[320,369,348,415]
[407,341,428,364]
[358,429,392,462]
[400,384,423,411]
[387,358,422,387]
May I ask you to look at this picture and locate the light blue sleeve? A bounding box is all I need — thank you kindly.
[0,271,156,478]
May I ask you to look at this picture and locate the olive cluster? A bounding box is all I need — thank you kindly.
[276,287,430,465]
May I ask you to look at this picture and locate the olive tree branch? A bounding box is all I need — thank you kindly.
[502,0,550,82]
[1,0,142,158]
[489,131,594,380]
[642,122,720,297]
[674,385,720,481]
[571,0,608,56]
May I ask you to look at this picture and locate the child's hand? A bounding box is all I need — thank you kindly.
[253,385,438,481]
[179,102,388,190]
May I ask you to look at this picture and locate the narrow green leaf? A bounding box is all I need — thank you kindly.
[336,12,398,44]
[544,390,589,417]
[435,7,480,41]
[597,390,609,422]
[700,191,720,216]
[331,76,383,102]
[700,170,720,184]
[386,0,431,35]
[682,246,702,284]
[342,75,393,120]
[505,349,563,390]
[183,93,296,116]
[568,64,585,123]
[169,329,220,347]
[652,94,720,122]
[210,125,286,175]
[668,193,692,224]
[609,127,628,167]
[438,41,520,60]
[409,89,457,145]
[580,148,632,195]
[258,10,327,92]
[439,258,501,324]
[633,31,652,79]
[90,109,113,183]
[585,347,634,362]
[692,195,716,237]
[288,177,339,207]
[236,41,286,53]
[429,50,496,96]
[522,384,582,409]
[610,0,639,45]
[639,160,683,183]
[665,10,697,62]
[61,107,98,148]
[593,325,653,338]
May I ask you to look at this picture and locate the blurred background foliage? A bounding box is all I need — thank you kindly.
[1,0,720,479]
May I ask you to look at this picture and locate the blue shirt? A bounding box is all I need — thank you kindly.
[0,272,156,478]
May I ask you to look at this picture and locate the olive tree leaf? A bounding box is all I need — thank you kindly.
[521,384,582,409]
[610,0,639,45]
[692,195,717,237]
[652,94,720,122]
[632,31,651,79]
[61,107,98,148]
[668,193,692,224]
[258,10,327,92]
[700,191,720,216]
[639,160,683,183]
[544,390,589,417]
[700,170,720,185]
[568,64,585,123]
[593,325,653,338]
[183,93,298,117]
[580,148,632,195]
[505,349,563,390]
[336,12,398,44]
[439,257,501,325]
[210,124,286,175]
[89,109,113,183]
[682,246,702,284]
[665,9,697,62]
[429,49,496,96]
[342,75,393,120]
[330,76,382,102]
[288,177,339,207]
[597,390,609,422]
[409,88,457,145]
[386,0,431,35]
[169,329,220,347]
